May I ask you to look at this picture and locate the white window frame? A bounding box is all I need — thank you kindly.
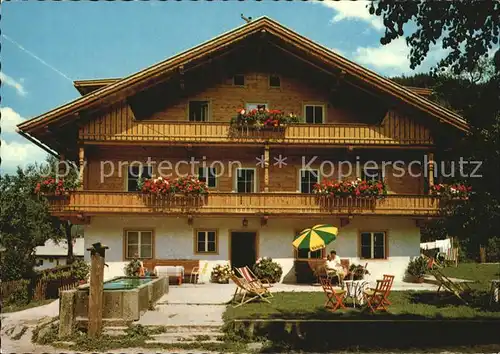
[303,104,325,124]
[198,167,217,188]
[245,103,268,111]
[195,230,218,254]
[126,165,153,192]
[234,168,257,193]
[360,231,386,259]
[125,230,153,259]
[188,100,211,122]
[298,169,320,193]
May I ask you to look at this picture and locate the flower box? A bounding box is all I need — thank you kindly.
[230,107,299,130]
[313,178,388,198]
[34,178,79,197]
[430,183,471,200]
[138,176,208,197]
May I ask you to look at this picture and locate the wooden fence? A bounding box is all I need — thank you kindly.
[1,265,81,303]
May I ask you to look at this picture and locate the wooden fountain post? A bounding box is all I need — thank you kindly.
[87,242,108,338]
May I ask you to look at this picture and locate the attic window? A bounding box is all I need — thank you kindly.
[269,75,281,88]
[233,74,245,86]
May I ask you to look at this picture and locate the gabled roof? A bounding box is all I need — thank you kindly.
[18,16,468,136]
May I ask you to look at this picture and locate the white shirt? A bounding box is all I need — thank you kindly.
[326,255,342,270]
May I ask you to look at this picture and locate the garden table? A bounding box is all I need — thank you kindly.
[343,279,368,308]
[154,266,184,285]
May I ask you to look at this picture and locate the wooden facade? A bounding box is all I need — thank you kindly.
[49,192,440,217]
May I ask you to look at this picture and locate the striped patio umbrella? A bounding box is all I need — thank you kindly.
[293,224,338,252]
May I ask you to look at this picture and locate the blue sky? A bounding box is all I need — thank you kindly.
[1,1,445,174]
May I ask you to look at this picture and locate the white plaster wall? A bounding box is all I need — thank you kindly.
[34,257,66,270]
[84,215,420,282]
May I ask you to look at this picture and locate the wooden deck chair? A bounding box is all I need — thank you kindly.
[230,274,271,308]
[363,278,392,313]
[319,277,346,311]
[427,258,468,304]
[236,266,272,290]
[381,274,394,305]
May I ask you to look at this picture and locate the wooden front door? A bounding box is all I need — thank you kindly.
[230,232,257,269]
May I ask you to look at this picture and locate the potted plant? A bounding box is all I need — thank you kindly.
[210,264,231,284]
[253,257,283,283]
[406,255,428,283]
[124,258,142,277]
[348,264,370,280]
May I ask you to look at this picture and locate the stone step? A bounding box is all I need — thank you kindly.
[146,331,224,344]
[153,325,222,333]
[103,326,128,336]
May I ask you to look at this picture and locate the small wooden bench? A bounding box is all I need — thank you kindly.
[142,259,200,285]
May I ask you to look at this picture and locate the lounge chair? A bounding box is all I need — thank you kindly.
[363,277,392,313]
[319,277,346,311]
[230,274,272,308]
[427,258,469,304]
[236,266,272,289]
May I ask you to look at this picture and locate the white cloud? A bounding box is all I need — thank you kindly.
[0,72,27,96]
[352,37,450,76]
[318,1,383,31]
[1,106,25,134]
[1,139,48,174]
[0,107,47,174]
[353,37,411,74]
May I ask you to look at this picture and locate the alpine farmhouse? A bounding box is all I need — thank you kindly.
[17,17,468,282]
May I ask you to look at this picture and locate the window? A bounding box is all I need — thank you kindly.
[245,103,268,111]
[362,167,384,181]
[38,259,44,266]
[125,230,153,259]
[198,167,217,188]
[360,231,386,259]
[299,169,319,193]
[189,101,210,122]
[235,168,256,193]
[294,231,325,259]
[195,230,218,254]
[269,75,281,88]
[127,165,152,192]
[233,74,245,86]
[304,105,324,124]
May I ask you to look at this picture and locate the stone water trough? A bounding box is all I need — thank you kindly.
[59,276,168,335]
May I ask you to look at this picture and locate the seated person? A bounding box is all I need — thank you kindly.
[326,250,346,281]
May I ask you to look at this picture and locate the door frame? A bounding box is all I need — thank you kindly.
[228,229,259,267]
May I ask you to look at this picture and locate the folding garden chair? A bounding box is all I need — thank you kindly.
[319,277,346,311]
[363,278,392,313]
[381,274,394,305]
[236,266,272,290]
[427,257,469,304]
[230,274,272,308]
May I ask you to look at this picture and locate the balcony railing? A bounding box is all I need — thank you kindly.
[79,121,434,146]
[48,192,441,217]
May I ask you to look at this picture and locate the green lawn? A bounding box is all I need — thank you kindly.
[224,263,500,322]
[440,262,500,291]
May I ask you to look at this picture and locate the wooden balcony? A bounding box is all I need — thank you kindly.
[80,121,433,146]
[48,192,441,217]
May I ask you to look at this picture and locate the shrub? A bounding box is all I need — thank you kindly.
[124,259,142,277]
[486,236,500,262]
[3,279,30,306]
[253,257,283,283]
[71,260,90,281]
[210,264,232,283]
[406,256,428,279]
